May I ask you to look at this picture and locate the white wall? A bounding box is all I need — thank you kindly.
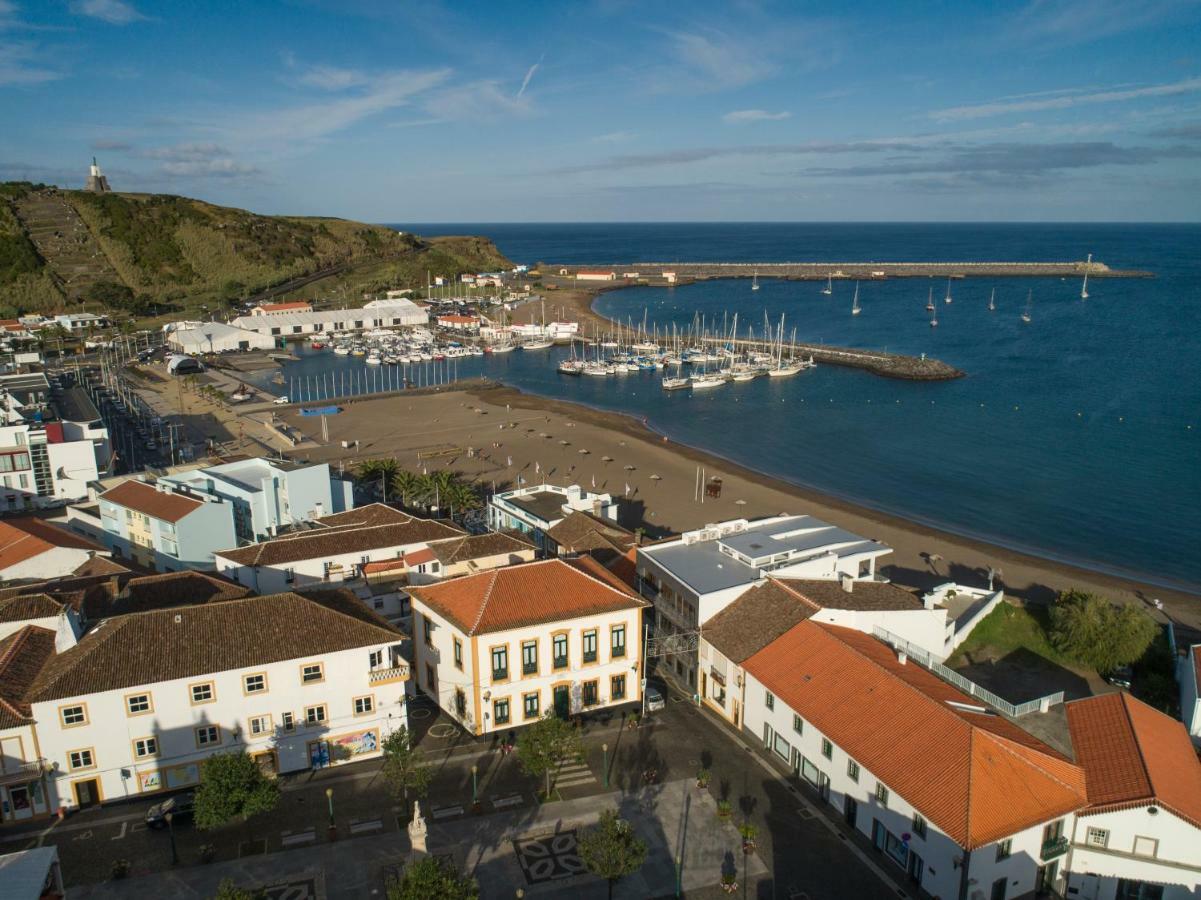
[1067,808,1201,900]
[31,640,408,810]
[0,546,92,581]
[812,607,949,660]
[215,539,432,594]
[1179,646,1200,742]
[47,440,99,501]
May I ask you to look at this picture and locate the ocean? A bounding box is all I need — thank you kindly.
[291,223,1201,591]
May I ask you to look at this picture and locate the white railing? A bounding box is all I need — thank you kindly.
[368,665,410,684]
[871,627,1063,718]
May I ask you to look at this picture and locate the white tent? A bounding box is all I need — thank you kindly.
[168,322,274,353]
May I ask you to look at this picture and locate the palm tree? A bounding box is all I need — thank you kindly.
[443,480,482,521]
[391,470,423,509]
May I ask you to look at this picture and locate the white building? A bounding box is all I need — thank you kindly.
[1064,691,1201,900]
[250,301,313,316]
[0,626,60,824]
[168,322,275,354]
[52,313,108,331]
[487,483,618,552]
[24,591,409,813]
[409,557,647,735]
[0,518,107,582]
[231,298,426,338]
[575,270,617,281]
[213,504,465,597]
[740,620,1088,900]
[1180,644,1200,744]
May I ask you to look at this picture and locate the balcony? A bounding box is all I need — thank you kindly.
[368,665,410,685]
[0,758,49,785]
[1041,836,1069,860]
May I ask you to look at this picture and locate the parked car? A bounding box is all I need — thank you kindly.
[273,395,290,405]
[145,792,195,829]
[1106,666,1133,690]
[645,686,666,712]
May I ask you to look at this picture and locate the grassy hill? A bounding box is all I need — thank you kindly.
[0,182,511,319]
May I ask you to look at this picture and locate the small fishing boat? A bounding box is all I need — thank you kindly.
[851,282,862,316]
[925,287,935,312]
[661,375,690,390]
[310,342,325,350]
[520,339,554,350]
[1021,290,1033,323]
[751,271,760,291]
[690,372,725,390]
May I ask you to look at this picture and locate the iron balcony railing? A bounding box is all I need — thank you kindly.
[1041,836,1069,860]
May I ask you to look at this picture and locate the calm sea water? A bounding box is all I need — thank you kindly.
[302,224,1201,591]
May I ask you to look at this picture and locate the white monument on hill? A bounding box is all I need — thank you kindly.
[85,157,111,193]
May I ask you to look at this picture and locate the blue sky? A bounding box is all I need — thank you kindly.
[2,0,1200,221]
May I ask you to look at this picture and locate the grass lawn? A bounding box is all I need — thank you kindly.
[946,603,1071,667]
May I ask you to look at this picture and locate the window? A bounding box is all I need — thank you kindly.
[196,725,221,747]
[282,712,295,732]
[422,614,433,648]
[875,782,889,807]
[284,567,295,584]
[453,638,463,670]
[995,838,1012,861]
[1083,827,1108,848]
[454,688,467,718]
[191,682,215,704]
[1115,880,1164,900]
[133,737,158,759]
[582,629,598,663]
[523,692,540,720]
[765,690,775,710]
[792,714,804,735]
[582,680,599,707]
[68,748,94,770]
[301,663,324,684]
[821,737,833,759]
[1132,836,1158,858]
[491,645,509,681]
[369,649,384,669]
[847,759,859,782]
[522,640,538,675]
[305,705,328,726]
[772,732,791,761]
[552,633,568,669]
[243,673,267,694]
[60,704,87,727]
[125,693,152,715]
[249,714,272,736]
[611,625,626,658]
[611,674,626,700]
[912,813,927,839]
[354,695,375,715]
[494,698,510,725]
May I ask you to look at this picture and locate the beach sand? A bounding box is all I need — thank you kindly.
[276,382,1200,637]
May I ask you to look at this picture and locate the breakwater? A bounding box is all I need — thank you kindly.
[553,260,1152,279]
[701,336,963,381]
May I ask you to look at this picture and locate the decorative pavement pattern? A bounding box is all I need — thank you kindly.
[263,874,322,900]
[512,830,587,884]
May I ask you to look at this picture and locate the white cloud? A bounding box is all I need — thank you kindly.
[142,142,230,162]
[1007,0,1196,45]
[663,28,775,90]
[160,158,260,178]
[0,40,61,85]
[931,76,1201,121]
[591,131,636,143]
[423,79,533,121]
[295,64,370,91]
[723,109,791,124]
[517,56,542,98]
[70,0,146,25]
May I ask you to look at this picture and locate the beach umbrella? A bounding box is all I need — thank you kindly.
[650,474,662,483]
[735,498,746,505]
[578,449,589,454]
[602,455,613,463]
[623,464,635,471]
[560,440,569,445]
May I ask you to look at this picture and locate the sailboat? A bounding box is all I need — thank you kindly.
[930,305,938,328]
[944,277,953,304]
[1021,291,1033,324]
[1081,252,1091,299]
[925,287,935,312]
[988,288,996,312]
[821,274,833,296]
[751,271,760,291]
[851,282,861,316]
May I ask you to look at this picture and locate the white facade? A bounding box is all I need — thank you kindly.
[230,298,426,337]
[1180,645,1201,744]
[168,322,275,354]
[740,669,1074,899]
[1066,808,1201,900]
[411,599,643,736]
[31,642,409,811]
[487,483,618,551]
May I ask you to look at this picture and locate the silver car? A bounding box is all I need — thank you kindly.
[645,686,666,711]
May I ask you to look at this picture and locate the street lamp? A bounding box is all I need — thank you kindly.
[675,853,682,897]
[325,787,335,827]
[602,743,608,789]
[471,764,478,804]
[164,811,178,865]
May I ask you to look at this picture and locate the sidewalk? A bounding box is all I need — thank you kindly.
[69,779,766,900]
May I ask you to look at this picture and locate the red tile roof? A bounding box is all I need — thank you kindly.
[743,622,1086,848]
[0,626,57,728]
[410,558,647,636]
[0,517,102,570]
[404,548,436,566]
[100,480,205,523]
[1066,691,1201,829]
[256,301,312,312]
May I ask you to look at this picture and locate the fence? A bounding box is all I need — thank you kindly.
[871,627,1064,718]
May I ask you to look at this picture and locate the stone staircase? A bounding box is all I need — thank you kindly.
[12,189,123,301]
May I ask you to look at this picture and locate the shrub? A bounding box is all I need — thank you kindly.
[1048,590,1157,672]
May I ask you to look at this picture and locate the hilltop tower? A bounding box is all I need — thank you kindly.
[85,157,111,193]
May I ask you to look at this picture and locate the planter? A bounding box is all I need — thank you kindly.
[742,839,756,855]
[721,879,739,894]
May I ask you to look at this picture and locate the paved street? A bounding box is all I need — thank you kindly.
[0,691,911,899]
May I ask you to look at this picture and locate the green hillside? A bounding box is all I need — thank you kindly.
[0,182,511,319]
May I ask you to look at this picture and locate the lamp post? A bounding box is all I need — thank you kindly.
[471,764,478,805]
[602,743,608,789]
[164,811,178,865]
[325,786,335,831]
[675,853,682,897]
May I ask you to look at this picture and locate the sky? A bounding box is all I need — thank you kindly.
[2,0,1200,222]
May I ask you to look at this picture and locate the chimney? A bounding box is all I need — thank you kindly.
[839,572,854,593]
[592,498,603,517]
[897,650,907,665]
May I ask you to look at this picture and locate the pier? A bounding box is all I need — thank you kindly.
[550,259,1152,280]
[699,336,964,380]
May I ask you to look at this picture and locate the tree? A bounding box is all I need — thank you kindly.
[1048,590,1157,673]
[577,809,648,900]
[212,879,266,900]
[380,726,433,802]
[386,856,478,900]
[516,713,583,799]
[194,751,280,831]
[391,470,423,509]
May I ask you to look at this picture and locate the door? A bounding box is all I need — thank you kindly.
[1035,861,1058,896]
[701,671,707,700]
[844,795,857,828]
[907,851,923,886]
[818,771,831,803]
[8,786,32,821]
[553,685,570,718]
[732,699,740,727]
[73,778,100,808]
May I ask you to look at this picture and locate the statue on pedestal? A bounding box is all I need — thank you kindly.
[407,800,428,858]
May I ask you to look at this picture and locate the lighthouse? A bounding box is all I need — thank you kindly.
[85,157,111,193]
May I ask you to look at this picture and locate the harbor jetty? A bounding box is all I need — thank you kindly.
[699,335,963,380]
[548,259,1151,280]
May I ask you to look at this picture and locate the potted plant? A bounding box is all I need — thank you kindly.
[199,843,216,864]
[111,858,131,880]
[696,768,711,789]
[721,873,738,894]
[716,799,732,820]
[740,822,758,854]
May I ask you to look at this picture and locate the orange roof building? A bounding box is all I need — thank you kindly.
[0,517,105,582]
[740,621,1089,899]
[250,301,313,316]
[408,558,648,735]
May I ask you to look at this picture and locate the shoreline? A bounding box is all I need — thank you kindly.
[271,383,1199,636]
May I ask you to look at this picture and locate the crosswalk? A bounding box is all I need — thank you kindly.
[554,759,597,790]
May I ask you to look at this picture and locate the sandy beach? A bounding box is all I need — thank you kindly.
[274,382,1200,637]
